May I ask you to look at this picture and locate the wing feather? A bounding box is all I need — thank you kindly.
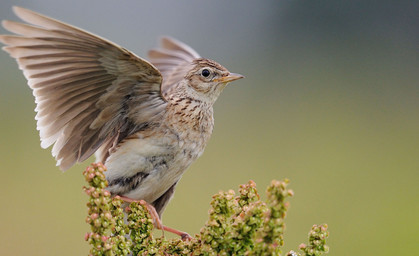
[0,7,167,170]
[148,36,201,96]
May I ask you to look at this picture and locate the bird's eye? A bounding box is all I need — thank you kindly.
[201,69,211,78]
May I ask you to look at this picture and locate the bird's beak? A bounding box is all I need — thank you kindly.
[216,73,244,83]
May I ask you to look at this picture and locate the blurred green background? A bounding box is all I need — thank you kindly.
[0,0,417,255]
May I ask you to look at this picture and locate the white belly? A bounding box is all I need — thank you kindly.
[101,134,198,203]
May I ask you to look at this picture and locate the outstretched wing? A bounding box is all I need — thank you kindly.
[0,7,167,170]
[148,36,201,97]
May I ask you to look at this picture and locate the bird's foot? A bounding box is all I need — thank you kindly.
[162,225,192,241]
[118,196,192,241]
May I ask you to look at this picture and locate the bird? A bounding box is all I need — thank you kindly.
[0,7,243,239]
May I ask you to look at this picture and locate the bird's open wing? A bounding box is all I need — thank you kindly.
[148,36,201,97]
[0,7,167,170]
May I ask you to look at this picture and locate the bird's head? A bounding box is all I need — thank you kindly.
[182,58,243,104]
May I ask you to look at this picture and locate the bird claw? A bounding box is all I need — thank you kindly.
[180,233,192,241]
[162,225,192,241]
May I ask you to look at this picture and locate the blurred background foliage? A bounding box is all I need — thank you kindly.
[0,0,417,255]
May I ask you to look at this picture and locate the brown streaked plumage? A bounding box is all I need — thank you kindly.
[0,6,243,239]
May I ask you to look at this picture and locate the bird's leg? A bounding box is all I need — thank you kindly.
[118,196,192,241]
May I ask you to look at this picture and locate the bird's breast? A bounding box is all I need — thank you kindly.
[165,98,214,148]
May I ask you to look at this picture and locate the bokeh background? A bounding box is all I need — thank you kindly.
[0,0,417,255]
